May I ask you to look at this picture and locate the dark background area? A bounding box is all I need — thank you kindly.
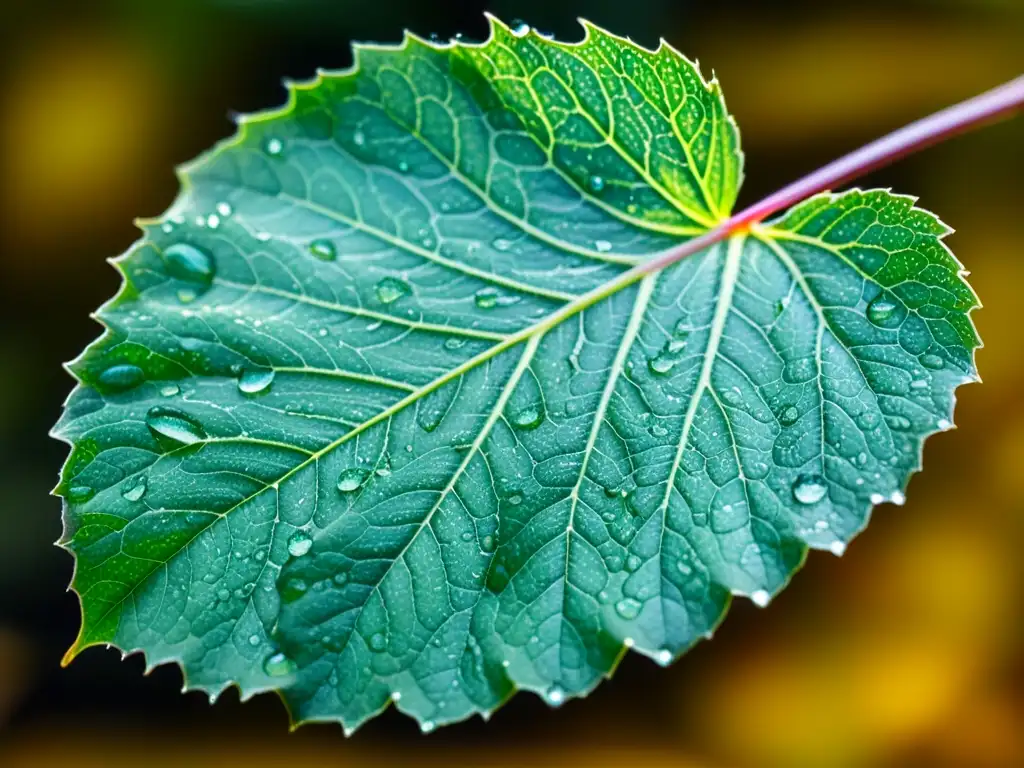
[0,1,1021,765]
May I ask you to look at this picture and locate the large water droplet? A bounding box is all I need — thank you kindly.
[309,239,337,261]
[287,530,313,557]
[375,277,410,305]
[263,652,295,676]
[615,598,641,620]
[160,383,180,398]
[751,589,771,607]
[511,19,531,37]
[164,243,215,285]
[867,295,899,327]
[511,404,544,430]
[121,475,148,502]
[792,473,828,505]
[337,467,369,493]
[146,406,206,445]
[238,368,275,396]
[98,363,145,392]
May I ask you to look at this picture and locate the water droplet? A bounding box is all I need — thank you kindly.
[98,363,145,392]
[587,175,605,193]
[309,239,337,261]
[867,295,899,327]
[176,288,197,304]
[352,130,366,147]
[891,491,906,505]
[121,475,148,502]
[594,240,613,253]
[676,559,692,576]
[444,337,466,351]
[247,634,261,647]
[545,685,566,706]
[778,405,799,426]
[656,649,673,666]
[492,237,514,252]
[461,531,474,543]
[264,137,284,156]
[625,554,642,572]
[421,720,436,734]
[615,598,641,619]
[216,202,232,217]
[830,540,847,556]
[511,20,530,37]
[238,368,275,395]
[337,467,369,493]
[474,287,499,309]
[918,353,945,370]
[506,493,523,506]
[146,406,207,445]
[263,652,295,676]
[375,277,410,304]
[937,418,952,431]
[369,632,388,652]
[511,404,544,430]
[751,589,771,607]
[164,243,215,284]
[206,214,220,229]
[287,531,313,557]
[649,423,668,438]
[67,485,94,503]
[481,534,496,553]
[792,473,827,505]
[160,384,180,398]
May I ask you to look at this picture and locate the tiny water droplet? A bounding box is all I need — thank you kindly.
[352,130,366,147]
[121,475,148,502]
[751,589,771,607]
[176,288,197,304]
[511,404,544,430]
[461,531,474,543]
[545,685,566,706]
[238,368,275,395]
[511,20,530,37]
[778,405,799,426]
[67,485,94,503]
[287,531,313,557]
[867,295,898,327]
[397,160,410,173]
[337,467,369,493]
[264,137,284,156]
[444,337,466,351]
[216,202,232,217]
[369,632,388,652]
[594,240,613,253]
[309,239,337,261]
[375,277,410,304]
[792,473,827,505]
[481,534,496,553]
[217,588,231,601]
[160,384,180,397]
[263,652,295,676]
[98,363,145,392]
[146,406,206,445]
[587,175,605,193]
[656,649,673,666]
[625,554,641,572]
[648,353,676,375]
[206,214,220,229]
[333,572,349,586]
[615,598,641,620]
[474,287,500,309]
[492,237,514,252]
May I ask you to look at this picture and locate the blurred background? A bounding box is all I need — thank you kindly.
[0,0,1021,766]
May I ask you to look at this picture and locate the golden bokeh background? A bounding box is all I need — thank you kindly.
[0,1,1021,766]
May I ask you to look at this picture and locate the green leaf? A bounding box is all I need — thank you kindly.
[54,16,978,733]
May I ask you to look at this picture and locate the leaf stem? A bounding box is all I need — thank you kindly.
[638,74,1024,277]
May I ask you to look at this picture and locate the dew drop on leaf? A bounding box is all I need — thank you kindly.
[98,363,145,392]
[587,175,605,193]
[67,485,95,503]
[511,19,530,37]
[867,295,899,327]
[615,598,641,620]
[375,277,410,304]
[656,649,673,666]
[337,468,369,493]
[238,368,275,396]
[444,337,466,351]
[216,202,232,217]
[146,406,207,445]
[160,384,180,398]
[778,405,799,426]
[492,237,513,252]
[474,287,499,309]
[121,475,148,502]
[287,531,313,557]
[352,130,366,147]
[369,632,388,652]
[919,353,945,370]
[511,404,544,430]
[264,137,284,156]
[263,652,295,676]
[751,589,771,607]
[545,685,566,706]
[309,239,337,261]
[791,473,828,505]
[164,243,215,284]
